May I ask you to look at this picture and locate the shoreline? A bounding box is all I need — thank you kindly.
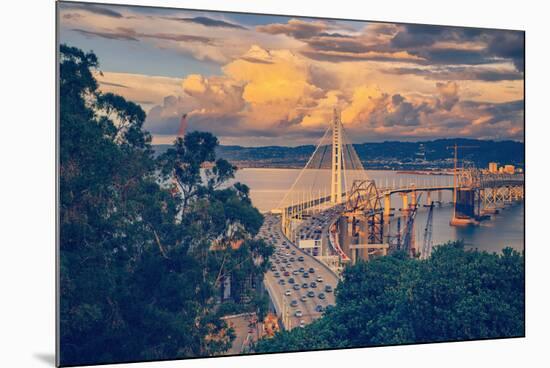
[236,166,453,174]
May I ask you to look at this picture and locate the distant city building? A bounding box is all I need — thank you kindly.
[504,165,515,174]
[488,162,498,173]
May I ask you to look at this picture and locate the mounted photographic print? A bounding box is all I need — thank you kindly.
[56,1,525,366]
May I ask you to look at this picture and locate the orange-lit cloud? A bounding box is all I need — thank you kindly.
[61,4,524,145]
[142,44,523,144]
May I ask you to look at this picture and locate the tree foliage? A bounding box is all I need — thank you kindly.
[254,243,524,353]
[59,44,272,366]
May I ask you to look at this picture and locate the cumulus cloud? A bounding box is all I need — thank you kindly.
[145,95,196,135]
[72,27,213,44]
[487,31,525,70]
[60,3,124,18]
[182,74,245,114]
[140,43,523,144]
[72,28,139,41]
[256,19,524,71]
[63,4,523,144]
[384,66,523,82]
[59,6,255,65]
[436,81,460,111]
[342,86,429,128]
[257,19,327,39]
[95,72,183,108]
[166,16,247,29]
[257,19,422,63]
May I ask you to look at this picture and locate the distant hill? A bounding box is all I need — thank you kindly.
[153,138,524,170]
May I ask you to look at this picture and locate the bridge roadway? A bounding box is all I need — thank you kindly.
[260,214,338,329]
[294,205,344,258]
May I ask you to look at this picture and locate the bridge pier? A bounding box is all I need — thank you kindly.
[338,216,350,260]
[451,188,479,226]
[400,193,409,212]
[383,193,391,218]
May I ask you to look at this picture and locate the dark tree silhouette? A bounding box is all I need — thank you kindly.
[59,45,272,366]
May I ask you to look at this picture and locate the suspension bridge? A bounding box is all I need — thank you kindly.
[273,108,524,269]
[261,107,523,330]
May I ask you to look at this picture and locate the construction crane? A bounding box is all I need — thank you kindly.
[421,202,434,259]
[400,192,421,256]
[401,205,418,256]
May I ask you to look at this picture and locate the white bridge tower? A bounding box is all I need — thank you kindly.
[331,108,343,204]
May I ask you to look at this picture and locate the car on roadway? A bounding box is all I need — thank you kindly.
[289,257,295,262]
[307,291,315,298]
[303,272,309,278]
[291,250,296,255]
[300,295,307,302]
[270,266,277,271]
[284,290,292,296]
[290,300,298,307]
[292,270,299,276]
[315,305,324,313]
[299,267,305,272]
[293,284,301,290]
[316,276,323,283]
[298,256,305,262]
[325,285,333,293]
[310,282,317,288]
[308,267,315,273]
[288,277,295,284]
[283,271,290,277]
[274,272,280,278]
[295,310,303,317]
[302,283,309,289]
[278,279,286,285]
[299,320,306,328]
[318,292,326,300]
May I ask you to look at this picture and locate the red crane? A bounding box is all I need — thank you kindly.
[177,113,188,138]
[170,113,188,197]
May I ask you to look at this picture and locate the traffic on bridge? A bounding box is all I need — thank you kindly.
[259,214,338,330]
[258,107,524,332]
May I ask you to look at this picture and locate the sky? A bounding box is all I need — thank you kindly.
[58,1,524,146]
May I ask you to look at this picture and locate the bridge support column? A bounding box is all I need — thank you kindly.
[384,193,391,218]
[437,190,442,206]
[360,217,369,261]
[451,188,479,226]
[505,186,512,203]
[331,109,343,204]
[411,191,417,208]
[400,193,409,212]
[426,191,432,206]
[338,216,350,260]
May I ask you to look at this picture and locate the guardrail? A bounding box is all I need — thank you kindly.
[263,274,283,316]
